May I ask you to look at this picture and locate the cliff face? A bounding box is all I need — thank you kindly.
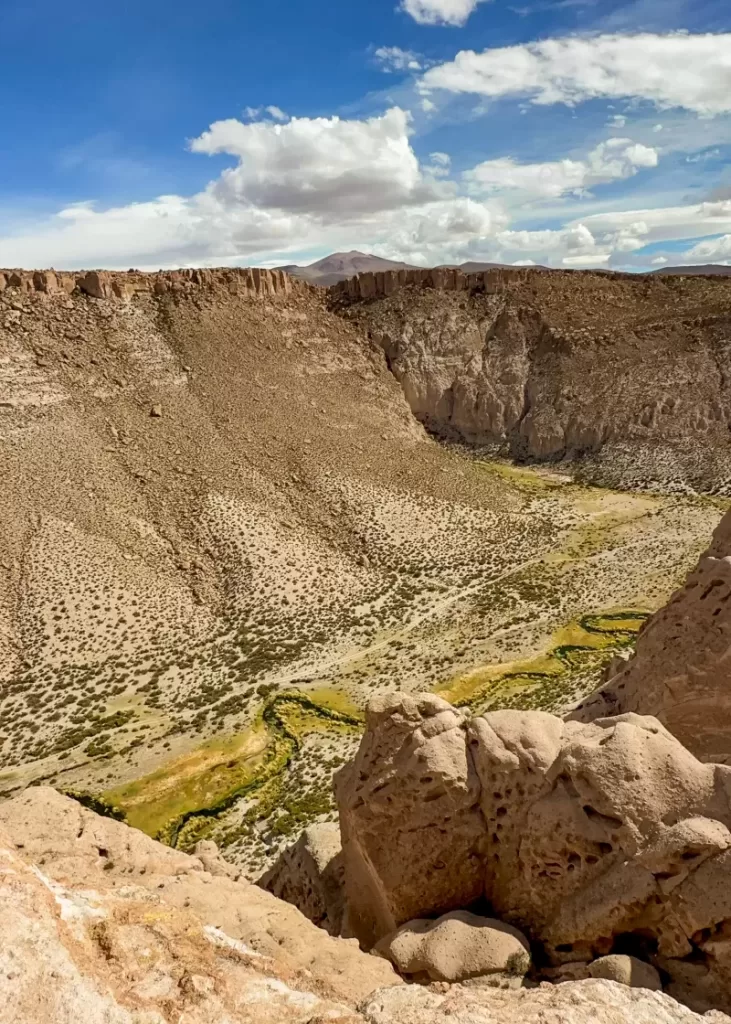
[571,505,731,763]
[0,266,307,301]
[332,268,731,492]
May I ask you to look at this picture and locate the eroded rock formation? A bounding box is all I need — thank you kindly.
[259,822,348,936]
[572,506,731,762]
[336,693,731,1012]
[332,267,731,491]
[0,266,308,301]
[3,784,719,1024]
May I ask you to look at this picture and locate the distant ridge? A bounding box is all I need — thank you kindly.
[651,264,731,277]
[276,251,730,285]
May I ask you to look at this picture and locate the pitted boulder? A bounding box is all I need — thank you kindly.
[337,695,731,1013]
[335,693,484,950]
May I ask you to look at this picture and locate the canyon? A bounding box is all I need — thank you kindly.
[3,262,731,1020]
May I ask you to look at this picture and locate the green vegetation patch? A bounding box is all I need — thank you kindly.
[106,689,362,849]
[437,609,650,714]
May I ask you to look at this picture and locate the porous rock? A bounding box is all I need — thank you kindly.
[259,822,348,935]
[373,910,531,984]
[337,695,731,1012]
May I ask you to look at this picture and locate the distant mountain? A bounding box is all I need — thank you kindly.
[276,251,419,287]
[650,264,731,277]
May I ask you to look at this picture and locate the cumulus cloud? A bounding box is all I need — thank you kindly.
[466,138,658,198]
[420,32,731,115]
[374,46,422,72]
[191,107,442,218]
[0,107,493,270]
[401,0,490,26]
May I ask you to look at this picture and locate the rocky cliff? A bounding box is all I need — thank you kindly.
[331,267,731,492]
[0,265,307,300]
[571,505,731,762]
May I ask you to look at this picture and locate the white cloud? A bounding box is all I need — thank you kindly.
[466,138,658,198]
[577,199,731,244]
[496,222,608,266]
[0,108,495,270]
[265,105,288,122]
[191,107,441,218]
[374,46,422,72]
[420,32,731,115]
[401,0,490,26]
[685,234,731,262]
[607,114,627,128]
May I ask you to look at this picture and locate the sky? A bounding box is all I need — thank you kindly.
[1,0,731,271]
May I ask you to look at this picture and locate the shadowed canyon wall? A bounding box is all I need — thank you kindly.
[331,268,731,492]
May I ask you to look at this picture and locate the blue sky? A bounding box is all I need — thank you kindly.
[1,0,731,270]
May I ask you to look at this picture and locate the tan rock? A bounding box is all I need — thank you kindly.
[571,507,731,764]
[373,910,530,983]
[359,978,730,1024]
[335,693,485,950]
[260,822,347,935]
[336,696,731,1012]
[588,955,662,991]
[0,788,399,1006]
[0,823,364,1024]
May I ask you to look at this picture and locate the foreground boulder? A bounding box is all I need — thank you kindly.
[361,978,730,1024]
[588,954,662,991]
[374,910,530,984]
[0,787,398,1011]
[336,694,731,1012]
[571,506,731,763]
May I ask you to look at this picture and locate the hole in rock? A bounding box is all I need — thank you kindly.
[583,805,623,830]
[611,931,658,961]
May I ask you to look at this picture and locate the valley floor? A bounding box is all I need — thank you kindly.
[2,454,717,876]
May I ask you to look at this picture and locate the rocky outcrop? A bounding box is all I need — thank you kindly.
[259,822,348,936]
[0,787,399,1008]
[336,693,731,1012]
[571,506,731,762]
[373,911,531,984]
[0,823,369,1024]
[0,266,309,301]
[4,784,722,1024]
[361,978,728,1024]
[332,268,731,492]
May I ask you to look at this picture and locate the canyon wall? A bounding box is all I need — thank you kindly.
[0,266,309,301]
[332,268,731,492]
